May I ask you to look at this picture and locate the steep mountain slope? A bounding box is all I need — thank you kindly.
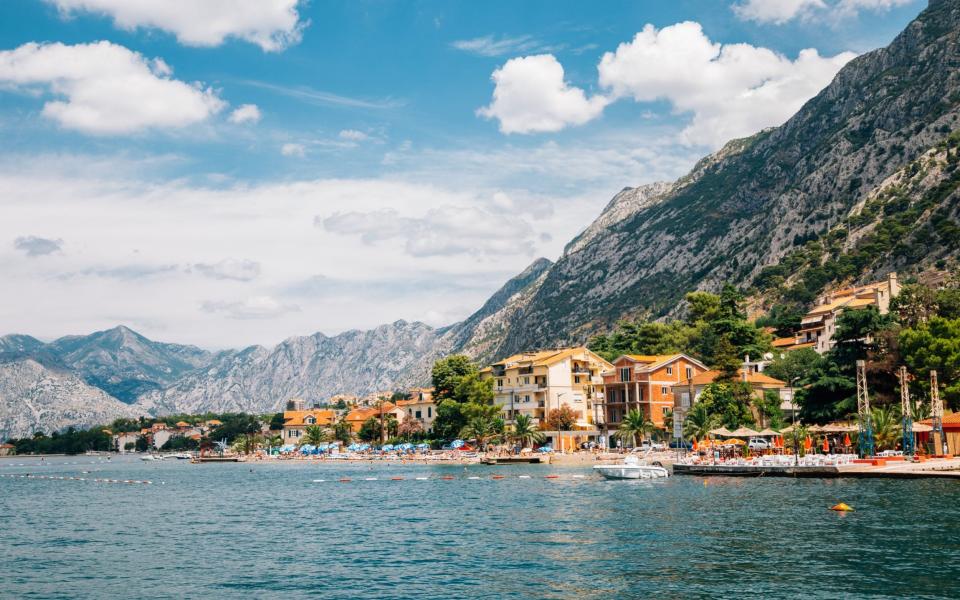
[134,320,443,415]
[47,326,213,403]
[0,359,142,440]
[487,0,960,356]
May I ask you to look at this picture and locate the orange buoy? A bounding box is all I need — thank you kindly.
[830,502,854,512]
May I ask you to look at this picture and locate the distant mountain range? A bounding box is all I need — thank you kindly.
[3,0,960,438]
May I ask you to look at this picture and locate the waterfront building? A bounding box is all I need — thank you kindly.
[598,354,709,438]
[0,442,15,456]
[673,368,792,426]
[776,273,900,354]
[919,413,960,455]
[480,347,612,449]
[396,388,436,433]
[113,432,138,453]
[344,402,405,433]
[282,408,336,443]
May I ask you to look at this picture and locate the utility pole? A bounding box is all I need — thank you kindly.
[899,366,914,456]
[856,360,874,458]
[931,370,946,455]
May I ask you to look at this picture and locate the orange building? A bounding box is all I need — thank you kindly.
[281,408,336,444]
[598,354,709,434]
[344,402,404,433]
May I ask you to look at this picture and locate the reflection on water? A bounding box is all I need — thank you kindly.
[2,455,959,599]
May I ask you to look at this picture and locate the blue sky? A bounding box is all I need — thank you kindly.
[0,0,928,347]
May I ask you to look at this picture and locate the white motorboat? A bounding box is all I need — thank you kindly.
[593,455,670,480]
[140,454,161,461]
[172,453,193,460]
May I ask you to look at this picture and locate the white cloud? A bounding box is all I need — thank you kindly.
[280,143,306,157]
[451,34,559,57]
[194,259,261,281]
[732,0,826,24]
[201,296,299,319]
[0,41,225,135]
[320,205,538,258]
[46,0,306,52]
[732,0,913,23]
[478,54,609,134]
[14,236,63,257]
[228,104,261,124]
[597,22,856,147]
[338,129,369,141]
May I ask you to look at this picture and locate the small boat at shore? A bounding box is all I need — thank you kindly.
[140,454,161,461]
[593,455,669,480]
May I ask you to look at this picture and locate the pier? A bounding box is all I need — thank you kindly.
[673,456,960,479]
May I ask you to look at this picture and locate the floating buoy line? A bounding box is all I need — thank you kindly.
[1,473,159,485]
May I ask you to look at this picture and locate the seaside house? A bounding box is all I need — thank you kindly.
[480,347,612,449]
[598,354,709,438]
[396,388,436,433]
[344,402,405,433]
[0,442,15,456]
[282,408,336,444]
[672,368,792,426]
[778,273,900,354]
[113,432,139,452]
[918,413,960,455]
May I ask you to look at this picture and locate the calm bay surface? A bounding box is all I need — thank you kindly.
[2,455,959,599]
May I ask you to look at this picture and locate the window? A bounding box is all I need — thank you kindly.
[523,376,530,385]
[680,392,691,409]
[666,366,673,375]
[415,410,422,419]
[619,367,631,382]
[525,395,531,403]
[662,406,670,417]
[497,379,503,388]
[305,416,315,424]
[661,386,669,396]
[686,367,693,380]
[428,407,432,418]
[574,375,582,384]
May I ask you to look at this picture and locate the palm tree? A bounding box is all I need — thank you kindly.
[302,424,328,447]
[871,406,901,451]
[459,416,500,451]
[510,414,545,449]
[683,403,719,442]
[614,409,656,448]
[265,434,282,453]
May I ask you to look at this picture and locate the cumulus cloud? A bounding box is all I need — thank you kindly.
[0,41,225,135]
[478,54,609,134]
[14,235,63,257]
[46,0,306,52]
[228,104,261,124]
[201,296,300,319]
[194,258,261,281]
[281,143,306,157]
[320,206,538,257]
[732,0,912,24]
[596,22,856,147]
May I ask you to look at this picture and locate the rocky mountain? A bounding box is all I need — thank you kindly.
[0,359,142,440]
[483,0,960,357]
[133,320,443,415]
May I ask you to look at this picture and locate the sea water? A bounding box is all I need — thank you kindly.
[2,455,959,599]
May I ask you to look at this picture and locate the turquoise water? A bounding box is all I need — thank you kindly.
[2,455,959,599]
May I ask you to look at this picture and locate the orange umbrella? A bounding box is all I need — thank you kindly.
[692,438,698,452]
[804,436,812,451]
[822,438,829,453]
[843,433,851,446]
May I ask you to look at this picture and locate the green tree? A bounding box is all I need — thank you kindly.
[432,399,466,442]
[614,409,656,447]
[265,434,283,452]
[509,414,545,449]
[432,355,476,401]
[544,405,578,432]
[135,434,150,452]
[302,425,328,446]
[758,390,785,429]
[454,372,495,405]
[683,402,719,441]
[712,335,742,383]
[332,418,353,445]
[900,316,960,409]
[765,348,824,386]
[871,406,901,451]
[685,291,721,324]
[397,416,424,440]
[892,283,937,328]
[357,416,398,443]
[268,412,285,431]
[459,416,500,450]
[209,413,262,444]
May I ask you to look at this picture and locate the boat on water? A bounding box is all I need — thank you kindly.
[593,455,670,480]
[171,453,193,460]
[140,454,162,461]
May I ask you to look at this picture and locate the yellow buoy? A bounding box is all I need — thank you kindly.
[830,502,854,512]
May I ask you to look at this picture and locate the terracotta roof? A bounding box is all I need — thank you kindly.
[206,420,222,426]
[283,409,336,427]
[921,413,960,426]
[772,336,799,347]
[678,369,787,388]
[395,398,432,407]
[175,421,190,427]
[490,347,613,370]
[0,443,14,448]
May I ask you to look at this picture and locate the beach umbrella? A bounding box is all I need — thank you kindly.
[692,437,698,452]
[451,439,465,449]
[709,427,733,437]
[727,426,761,438]
[804,436,812,451]
[822,438,829,453]
[843,433,851,446]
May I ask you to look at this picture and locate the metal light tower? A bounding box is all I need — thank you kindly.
[899,366,914,456]
[931,370,946,455]
[856,360,874,458]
